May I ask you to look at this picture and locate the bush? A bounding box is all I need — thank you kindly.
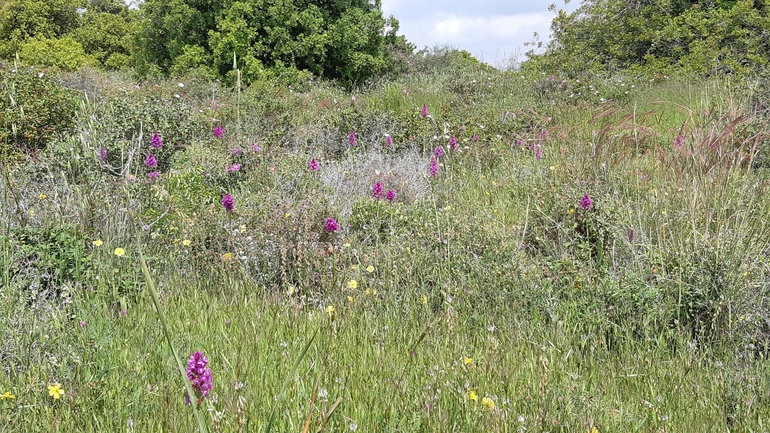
[18,36,99,71]
[0,66,79,154]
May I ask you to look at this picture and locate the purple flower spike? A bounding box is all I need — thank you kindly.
[213,125,224,138]
[221,194,235,212]
[434,146,444,158]
[579,194,593,211]
[448,136,457,151]
[98,147,108,162]
[145,153,158,168]
[472,133,479,143]
[348,132,357,147]
[185,351,213,405]
[226,163,241,172]
[325,218,339,233]
[151,131,163,150]
[421,104,429,118]
[385,135,393,148]
[429,156,439,177]
[250,143,262,153]
[674,134,684,146]
[147,171,160,182]
[371,182,384,200]
[230,148,241,156]
[308,158,320,172]
[385,189,396,202]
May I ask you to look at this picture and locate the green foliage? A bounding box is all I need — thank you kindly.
[70,6,138,70]
[3,224,92,297]
[18,36,98,70]
[135,0,409,87]
[526,0,770,77]
[0,0,83,58]
[0,66,79,152]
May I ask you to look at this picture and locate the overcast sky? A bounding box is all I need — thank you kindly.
[381,0,579,67]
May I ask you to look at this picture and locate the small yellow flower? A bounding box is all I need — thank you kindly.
[588,427,599,433]
[28,209,35,216]
[364,288,377,296]
[469,390,478,402]
[222,252,233,261]
[114,247,125,257]
[350,264,359,270]
[182,239,192,246]
[38,193,47,200]
[481,397,495,409]
[325,305,335,318]
[347,280,358,290]
[568,208,575,214]
[0,391,15,400]
[47,383,64,400]
[366,265,375,273]
[286,286,296,295]
[420,295,428,305]
[92,239,103,247]
[464,357,473,365]
[347,296,354,303]
[239,224,246,233]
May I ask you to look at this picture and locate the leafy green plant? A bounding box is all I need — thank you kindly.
[0,66,79,154]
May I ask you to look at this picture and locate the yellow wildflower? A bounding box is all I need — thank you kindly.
[92,239,103,247]
[469,390,478,402]
[347,280,358,290]
[182,239,192,246]
[38,193,46,200]
[364,288,377,296]
[47,383,64,400]
[366,265,375,273]
[481,397,495,409]
[568,208,575,214]
[464,357,473,365]
[222,252,234,261]
[350,264,359,270]
[347,296,354,303]
[1,391,15,400]
[325,305,335,318]
[588,427,599,433]
[286,286,296,295]
[114,247,125,257]
[420,295,428,305]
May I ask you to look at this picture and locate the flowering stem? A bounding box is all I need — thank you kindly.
[137,247,209,433]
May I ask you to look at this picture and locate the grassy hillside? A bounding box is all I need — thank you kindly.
[2,51,770,431]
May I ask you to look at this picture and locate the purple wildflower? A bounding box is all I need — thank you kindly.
[540,129,548,140]
[147,171,160,182]
[151,131,163,150]
[145,153,157,168]
[434,146,444,158]
[385,189,396,202]
[221,194,235,212]
[348,132,357,147]
[226,163,241,173]
[472,133,479,143]
[531,144,543,160]
[459,124,466,133]
[371,182,384,200]
[579,194,593,211]
[325,218,339,233]
[674,134,684,146]
[230,148,241,156]
[429,156,440,177]
[448,136,457,151]
[385,134,393,148]
[98,147,108,162]
[213,125,224,138]
[421,104,429,118]
[250,143,262,153]
[308,158,320,172]
[185,351,213,405]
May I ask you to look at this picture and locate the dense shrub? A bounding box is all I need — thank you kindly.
[0,66,79,154]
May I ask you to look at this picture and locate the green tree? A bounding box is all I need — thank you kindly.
[525,0,770,77]
[134,0,410,86]
[0,0,83,58]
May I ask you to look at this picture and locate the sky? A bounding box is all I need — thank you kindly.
[380,0,580,68]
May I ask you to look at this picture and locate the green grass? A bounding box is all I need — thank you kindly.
[3,57,770,431]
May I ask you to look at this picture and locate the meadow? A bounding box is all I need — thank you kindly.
[2,50,770,431]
